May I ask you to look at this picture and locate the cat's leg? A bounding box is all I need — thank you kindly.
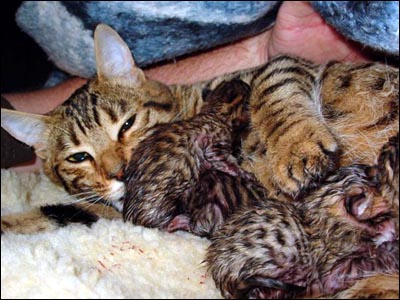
[321,62,399,166]
[1,208,59,234]
[1,203,121,234]
[249,55,339,197]
[333,274,399,299]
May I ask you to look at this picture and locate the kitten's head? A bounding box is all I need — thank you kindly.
[302,163,397,249]
[1,24,177,211]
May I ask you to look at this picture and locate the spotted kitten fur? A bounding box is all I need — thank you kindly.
[206,134,399,299]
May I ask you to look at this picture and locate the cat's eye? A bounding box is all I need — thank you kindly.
[66,152,92,163]
[118,115,136,140]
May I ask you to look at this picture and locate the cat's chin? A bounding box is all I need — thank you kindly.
[107,180,126,212]
[110,200,124,213]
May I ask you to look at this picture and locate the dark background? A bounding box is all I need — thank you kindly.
[2,1,53,93]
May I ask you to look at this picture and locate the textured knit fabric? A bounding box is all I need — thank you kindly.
[15,1,399,79]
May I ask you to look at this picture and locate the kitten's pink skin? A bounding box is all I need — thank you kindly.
[166,215,191,232]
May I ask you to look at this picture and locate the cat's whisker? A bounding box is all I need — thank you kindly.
[63,188,108,204]
[75,195,106,209]
[57,191,96,205]
[52,124,75,136]
[73,190,100,197]
[99,197,115,215]
[67,194,100,205]
[70,190,100,198]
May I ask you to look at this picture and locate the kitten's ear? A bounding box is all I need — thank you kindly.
[1,109,49,153]
[94,24,146,86]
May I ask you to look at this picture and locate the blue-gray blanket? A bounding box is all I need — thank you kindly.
[16,1,399,78]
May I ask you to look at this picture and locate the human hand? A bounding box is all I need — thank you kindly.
[268,1,369,63]
[145,1,370,85]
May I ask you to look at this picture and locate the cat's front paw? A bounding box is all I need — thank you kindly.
[268,128,339,197]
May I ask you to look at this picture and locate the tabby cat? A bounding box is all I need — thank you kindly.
[1,24,398,232]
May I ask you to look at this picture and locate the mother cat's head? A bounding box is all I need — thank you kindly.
[1,24,178,211]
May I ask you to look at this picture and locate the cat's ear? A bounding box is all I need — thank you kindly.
[94,24,146,86]
[1,109,49,156]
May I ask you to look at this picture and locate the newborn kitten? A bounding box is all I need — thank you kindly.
[301,164,398,297]
[205,198,312,299]
[123,79,256,237]
[206,135,399,299]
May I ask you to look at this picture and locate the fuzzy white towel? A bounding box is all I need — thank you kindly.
[1,169,222,299]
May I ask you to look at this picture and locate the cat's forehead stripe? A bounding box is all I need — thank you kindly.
[69,123,82,146]
[92,102,101,126]
[80,112,95,130]
[103,106,118,123]
[74,117,87,136]
[143,101,172,111]
[119,99,128,114]
[90,93,98,106]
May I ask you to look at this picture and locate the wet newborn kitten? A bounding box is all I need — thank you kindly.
[123,79,256,236]
[206,135,399,299]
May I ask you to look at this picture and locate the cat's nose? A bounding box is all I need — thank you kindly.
[101,151,126,181]
[113,168,126,181]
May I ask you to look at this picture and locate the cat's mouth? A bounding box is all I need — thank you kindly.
[106,180,126,212]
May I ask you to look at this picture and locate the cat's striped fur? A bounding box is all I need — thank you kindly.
[206,134,399,299]
[123,79,264,237]
[1,24,398,234]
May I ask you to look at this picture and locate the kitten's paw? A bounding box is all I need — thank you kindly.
[269,130,339,197]
[165,215,191,233]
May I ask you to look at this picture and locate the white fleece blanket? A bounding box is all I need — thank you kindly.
[1,169,222,299]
